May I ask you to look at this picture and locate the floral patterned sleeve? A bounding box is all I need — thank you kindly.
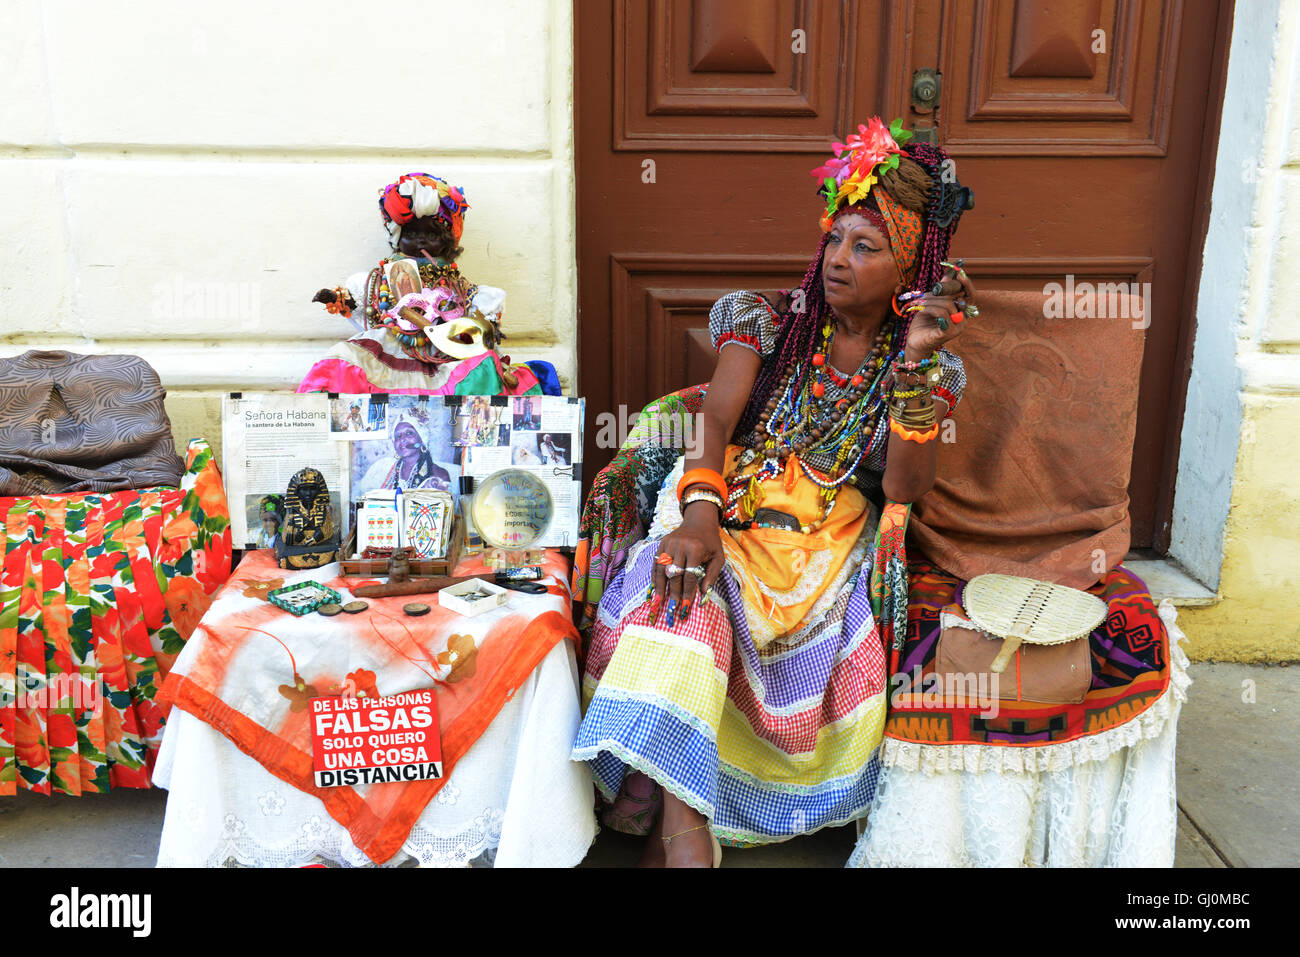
[932,347,966,419]
[708,290,781,358]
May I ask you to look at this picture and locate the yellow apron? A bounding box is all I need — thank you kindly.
[718,444,874,648]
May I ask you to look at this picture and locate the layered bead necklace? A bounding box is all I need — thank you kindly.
[723,311,896,533]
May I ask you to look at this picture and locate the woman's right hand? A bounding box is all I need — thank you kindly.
[651,505,726,624]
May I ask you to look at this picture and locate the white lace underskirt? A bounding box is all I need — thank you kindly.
[153,641,597,868]
[848,601,1190,867]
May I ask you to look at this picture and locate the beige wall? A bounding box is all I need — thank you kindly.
[1170,0,1300,661]
[0,0,577,464]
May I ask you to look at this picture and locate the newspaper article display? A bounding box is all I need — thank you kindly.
[224,393,582,550]
[459,396,584,548]
[223,393,352,549]
[310,689,442,787]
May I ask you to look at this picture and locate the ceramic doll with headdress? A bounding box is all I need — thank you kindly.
[298,173,559,397]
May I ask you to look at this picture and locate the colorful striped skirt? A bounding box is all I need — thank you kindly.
[571,530,889,847]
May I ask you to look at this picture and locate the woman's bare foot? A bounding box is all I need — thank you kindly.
[660,791,717,868]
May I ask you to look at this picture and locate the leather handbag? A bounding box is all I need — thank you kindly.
[935,607,1092,704]
[933,573,1107,705]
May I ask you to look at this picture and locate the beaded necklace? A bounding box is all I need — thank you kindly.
[723,310,896,532]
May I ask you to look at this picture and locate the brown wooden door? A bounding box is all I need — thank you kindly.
[575,0,1231,551]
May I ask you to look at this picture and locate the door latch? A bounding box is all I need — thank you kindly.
[911,67,942,113]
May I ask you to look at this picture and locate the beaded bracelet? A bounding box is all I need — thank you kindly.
[895,351,940,372]
[682,489,724,511]
[677,468,727,504]
[891,386,931,401]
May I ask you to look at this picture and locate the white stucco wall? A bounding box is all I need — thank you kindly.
[0,0,577,457]
[1170,0,1300,659]
[1168,0,1281,589]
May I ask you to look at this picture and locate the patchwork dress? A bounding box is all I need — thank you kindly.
[571,291,965,846]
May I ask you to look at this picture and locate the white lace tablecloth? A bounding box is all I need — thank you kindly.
[154,640,597,867]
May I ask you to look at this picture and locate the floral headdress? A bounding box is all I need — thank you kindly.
[379,173,470,243]
[811,117,925,283]
[810,116,914,231]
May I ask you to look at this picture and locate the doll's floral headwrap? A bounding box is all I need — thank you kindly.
[379,173,470,243]
[811,117,923,283]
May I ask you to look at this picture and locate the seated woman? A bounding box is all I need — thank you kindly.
[571,118,976,866]
[297,172,555,396]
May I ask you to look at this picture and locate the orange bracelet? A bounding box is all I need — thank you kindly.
[889,418,939,443]
[677,468,727,503]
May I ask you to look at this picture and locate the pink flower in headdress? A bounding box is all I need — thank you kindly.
[844,117,902,173]
[810,150,852,184]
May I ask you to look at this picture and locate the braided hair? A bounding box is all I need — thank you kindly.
[734,141,972,438]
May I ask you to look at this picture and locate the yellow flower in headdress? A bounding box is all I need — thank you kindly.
[837,171,878,207]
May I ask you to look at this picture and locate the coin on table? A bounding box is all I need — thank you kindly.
[317,603,343,617]
[342,600,369,614]
[403,602,431,617]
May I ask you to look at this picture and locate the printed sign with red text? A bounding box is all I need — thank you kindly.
[309,689,442,787]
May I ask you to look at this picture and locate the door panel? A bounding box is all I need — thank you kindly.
[576,0,1231,550]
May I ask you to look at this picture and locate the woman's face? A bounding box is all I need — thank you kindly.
[394,423,423,461]
[821,213,898,318]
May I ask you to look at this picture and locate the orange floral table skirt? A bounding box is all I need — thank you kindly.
[159,548,579,865]
[0,439,232,796]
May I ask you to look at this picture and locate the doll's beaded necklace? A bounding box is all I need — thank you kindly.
[723,311,897,533]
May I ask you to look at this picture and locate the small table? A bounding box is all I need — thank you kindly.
[153,549,595,867]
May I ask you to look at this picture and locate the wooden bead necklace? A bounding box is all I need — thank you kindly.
[724,312,897,532]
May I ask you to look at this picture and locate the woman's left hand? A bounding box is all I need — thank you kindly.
[902,263,977,361]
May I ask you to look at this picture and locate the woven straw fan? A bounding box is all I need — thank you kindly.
[962,574,1108,674]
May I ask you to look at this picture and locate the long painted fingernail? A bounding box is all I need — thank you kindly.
[681,601,691,621]
[666,599,677,627]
